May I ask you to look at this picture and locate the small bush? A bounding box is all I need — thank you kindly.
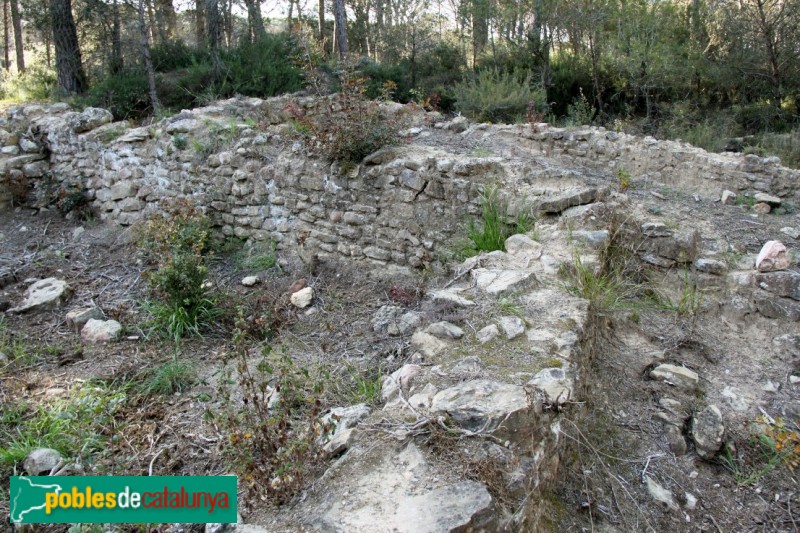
[139,359,196,396]
[454,69,545,123]
[289,61,404,168]
[135,199,217,343]
[219,35,304,97]
[86,71,150,120]
[223,342,332,504]
[462,185,534,256]
[0,65,58,101]
[151,40,207,72]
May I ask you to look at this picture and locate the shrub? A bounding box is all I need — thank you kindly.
[0,64,58,101]
[135,199,217,343]
[86,71,150,120]
[151,40,207,72]
[219,35,304,97]
[454,69,545,123]
[223,342,332,503]
[289,61,404,168]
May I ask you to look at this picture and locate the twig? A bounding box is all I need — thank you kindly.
[148,446,171,476]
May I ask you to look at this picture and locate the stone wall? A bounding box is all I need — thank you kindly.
[1,96,798,270]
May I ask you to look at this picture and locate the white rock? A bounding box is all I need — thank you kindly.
[241,275,259,286]
[290,287,314,308]
[81,319,122,344]
[425,321,464,339]
[476,324,499,344]
[498,316,525,340]
[756,241,792,272]
[780,227,800,240]
[645,476,679,512]
[472,269,536,295]
[411,331,448,358]
[721,190,737,205]
[527,367,573,405]
[692,405,725,460]
[430,289,475,307]
[66,306,105,333]
[754,192,781,206]
[650,364,699,389]
[431,380,531,440]
[387,312,422,336]
[504,234,543,258]
[323,427,355,456]
[9,278,71,313]
[24,448,63,475]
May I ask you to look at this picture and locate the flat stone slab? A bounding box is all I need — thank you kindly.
[650,364,699,389]
[431,380,531,440]
[9,278,71,313]
[472,268,536,295]
[538,188,599,214]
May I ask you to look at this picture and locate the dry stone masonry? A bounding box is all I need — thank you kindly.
[2,97,799,531]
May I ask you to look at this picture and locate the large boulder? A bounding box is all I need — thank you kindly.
[67,107,113,133]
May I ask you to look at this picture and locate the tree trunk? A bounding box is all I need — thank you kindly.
[374,0,382,59]
[9,0,23,72]
[243,0,265,41]
[137,0,160,115]
[4,0,10,71]
[333,0,347,59]
[287,0,294,32]
[318,0,324,44]
[50,0,87,94]
[110,0,123,74]
[195,0,206,46]
[154,0,177,43]
[206,0,222,81]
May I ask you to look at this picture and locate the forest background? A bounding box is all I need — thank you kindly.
[2,0,799,166]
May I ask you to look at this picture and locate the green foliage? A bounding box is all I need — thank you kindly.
[290,62,404,168]
[85,71,150,120]
[0,65,58,101]
[139,359,196,396]
[0,383,126,469]
[218,36,303,97]
[223,342,332,503]
[562,253,631,313]
[172,134,187,150]
[455,69,545,123]
[345,364,383,405]
[462,185,534,256]
[235,240,279,272]
[565,88,595,126]
[151,40,208,72]
[135,199,217,343]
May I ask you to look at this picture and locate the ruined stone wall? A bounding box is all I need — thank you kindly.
[0,97,798,269]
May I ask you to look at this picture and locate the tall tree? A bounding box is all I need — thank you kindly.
[154,0,176,43]
[50,0,87,94]
[110,0,123,73]
[136,0,160,113]
[205,0,222,80]
[318,0,325,45]
[243,0,265,41]
[9,0,23,71]
[3,0,10,71]
[195,0,205,45]
[333,0,347,58]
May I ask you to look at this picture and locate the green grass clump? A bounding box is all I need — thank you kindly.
[139,359,196,396]
[0,383,126,469]
[461,185,534,257]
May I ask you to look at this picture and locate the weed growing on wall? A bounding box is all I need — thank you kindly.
[460,185,535,257]
[286,60,405,170]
